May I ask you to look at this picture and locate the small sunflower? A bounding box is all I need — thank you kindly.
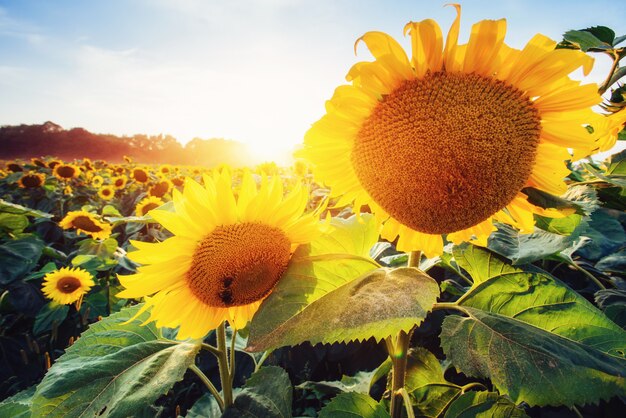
[6,162,23,172]
[98,185,116,201]
[123,155,133,163]
[300,5,605,257]
[118,169,323,339]
[63,185,73,195]
[135,196,164,217]
[42,266,94,305]
[18,172,46,188]
[31,158,47,168]
[53,163,79,181]
[91,175,104,188]
[131,167,150,184]
[159,164,173,176]
[59,210,112,239]
[82,158,94,171]
[148,179,172,198]
[171,176,185,187]
[47,160,61,169]
[112,175,128,190]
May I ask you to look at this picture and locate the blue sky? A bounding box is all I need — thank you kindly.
[1,0,624,160]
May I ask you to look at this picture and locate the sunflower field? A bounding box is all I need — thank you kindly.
[1,6,626,418]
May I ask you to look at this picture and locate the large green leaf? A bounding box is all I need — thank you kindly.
[33,302,69,335]
[247,215,382,350]
[318,392,390,418]
[185,393,222,418]
[441,308,626,406]
[596,289,626,328]
[0,198,53,218]
[0,235,45,284]
[444,391,528,418]
[31,304,201,417]
[0,386,35,418]
[297,370,374,398]
[223,366,292,418]
[0,213,29,233]
[248,267,439,351]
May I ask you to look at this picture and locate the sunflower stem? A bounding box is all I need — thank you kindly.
[254,350,271,372]
[399,388,415,418]
[190,364,225,412]
[201,343,222,358]
[598,51,620,95]
[569,260,607,290]
[216,322,234,408]
[229,327,237,385]
[388,329,412,418]
[407,250,421,268]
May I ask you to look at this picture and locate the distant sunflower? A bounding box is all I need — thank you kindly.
[135,196,164,217]
[91,175,104,188]
[171,177,185,187]
[159,164,173,176]
[42,266,94,305]
[59,210,112,239]
[98,185,116,201]
[63,185,73,195]
[131,167,150,184]
[18,172,45,188]
[148,179,172,198]
[300,5,605,257]
[112,175,128,190]
[82,158,94,171]
[47,160,61,169]
[31,158,47,168]
[123,155,133,163]
[118,169,323,339]
[7,162,23,172]
[53,163,79,181]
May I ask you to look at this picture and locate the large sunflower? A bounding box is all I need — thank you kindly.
[59,210,112,239]
[42,266,95,305]
[117,169,322,340]
[18,172,45,188]
[300,5,605,257]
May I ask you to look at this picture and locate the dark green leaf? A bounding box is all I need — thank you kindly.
[441,308,626,407]
[606,149,626,175]
[607,66,626,90]
[583,162,626,188]
[582,26,615,45]
[297,371,374,397]
[318,392,389,418]
[223,366,292,418]
[185,393,222,418]
[563,29,610,51]
[575,209,626,261]
[0,236,45,284]
[0,386,35,418]
[31,304,201,418]
[33,302,69,335]
[0,198,53,218]
[444,391,528,418]
[595,248,626,274]
[521,187,585,214]
[248,267,439,351]
[0,213,29,233]
[595,289,626,328]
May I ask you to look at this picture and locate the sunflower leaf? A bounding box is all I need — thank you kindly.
[318,392,389,418]
[0,386,35,418]
[31,304,201,418]
[223,366,292,418]
[443,391,529,418]
[0,198,53,218]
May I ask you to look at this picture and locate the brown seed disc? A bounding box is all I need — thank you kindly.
[351,71,542,234]
[21,174,43,188]
[132,169,148,183]
[56,276,82,294]
[187,223,292,307]
[56,165,76,178]
[72,216,104,233]
[139,203,160,216]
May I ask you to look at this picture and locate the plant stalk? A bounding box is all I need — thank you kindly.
[216,322,234,408]
[190,364,225,412]
[389,330,412,418]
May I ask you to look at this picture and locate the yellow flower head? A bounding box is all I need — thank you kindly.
[131,167,150,184]
[98,185,116,200]
[135,196,164,217]
[18,171,45,188]
[148,179,172,198]
[47,160,61,170]
[53,163,79,181]
[31,158,47,168]
[59,210,112,239]
[42,266,94,305]
[118,168,323,339]
[112,175,128,190]
[91,175,104,188]
[595,110,626,152]
[159,164,173,176]
[6,162,23,172]
[299,5,605,257]
[63,185,73,195]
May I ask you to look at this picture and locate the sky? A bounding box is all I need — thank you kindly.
[1,0,625,161]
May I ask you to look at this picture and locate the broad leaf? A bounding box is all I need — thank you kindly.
[441,308,626,406]
[563,29,612,51]
[297,371,374,397]
[0,213,29,233]
[185,393,222,418]
[0,198,53,218]
[0,235,45,284]
[33,302,69,335]
[31,304,201,418]
[606,149,626,175]
[596,289,626,329]
[319,392,389,418]
[223,366,292,418]
[0,386,35,418]
[248,267,439,351]
[444,391,528,418]
[595,248,626,274]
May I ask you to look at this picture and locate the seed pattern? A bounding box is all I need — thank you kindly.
[187,223,292,307]
[56,276,82,294]
[71,215,104,233]
[351,71,541,234]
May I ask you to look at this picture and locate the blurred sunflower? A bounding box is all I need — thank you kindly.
[31,158,47,168]
[171,176,185,187]
[18,172,45,188]
[118,169,323,339]
[300,5,605,257]
[112,175,128,190]
[63,185,73,195]
[98,185,116,201]
[82,158,94,171]
[47,159,61,169]
[60,210,112,239]
[53,163,79,181]
[135,196,164,217]
[6,162,23,172]
[148,179,172,198]
[42,266,94,305]
[159,164,173,176]
[123,155,133,163]
[131,167,150,184]
[91,175,104,188]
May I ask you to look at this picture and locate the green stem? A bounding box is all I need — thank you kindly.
[598,51,620,94]
[388,330,411,418]
[461,382,487,393]
[216,322,234,408]
[432,301,469,314]
[399,388,415,418]
[571,405,584,418]
[407,250,421,268]
[201,342,222,358]
[190,364,225,412]
[229,327,237,385]
[569,261,607,290]
[254,350,271,372]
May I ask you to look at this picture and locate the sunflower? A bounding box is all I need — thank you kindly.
[53,163,79,181]
[31,158,47,168]
[91,175,104,188]
[6,162,23,172]
[47,159,61,169]
[82,158,94,171]
[63,185,73,195]
[123,155,133,163]
[159,164,173,176]
[98,185,116,201]
[131,167,150,184]
[148,179,172,198]
[18,172,45,188]
[117,169,323,339]
[42,266,95,305]
[112,175,128,190]
[135,196,164,217]
[299,5,605,257]
[59,210,112,239]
